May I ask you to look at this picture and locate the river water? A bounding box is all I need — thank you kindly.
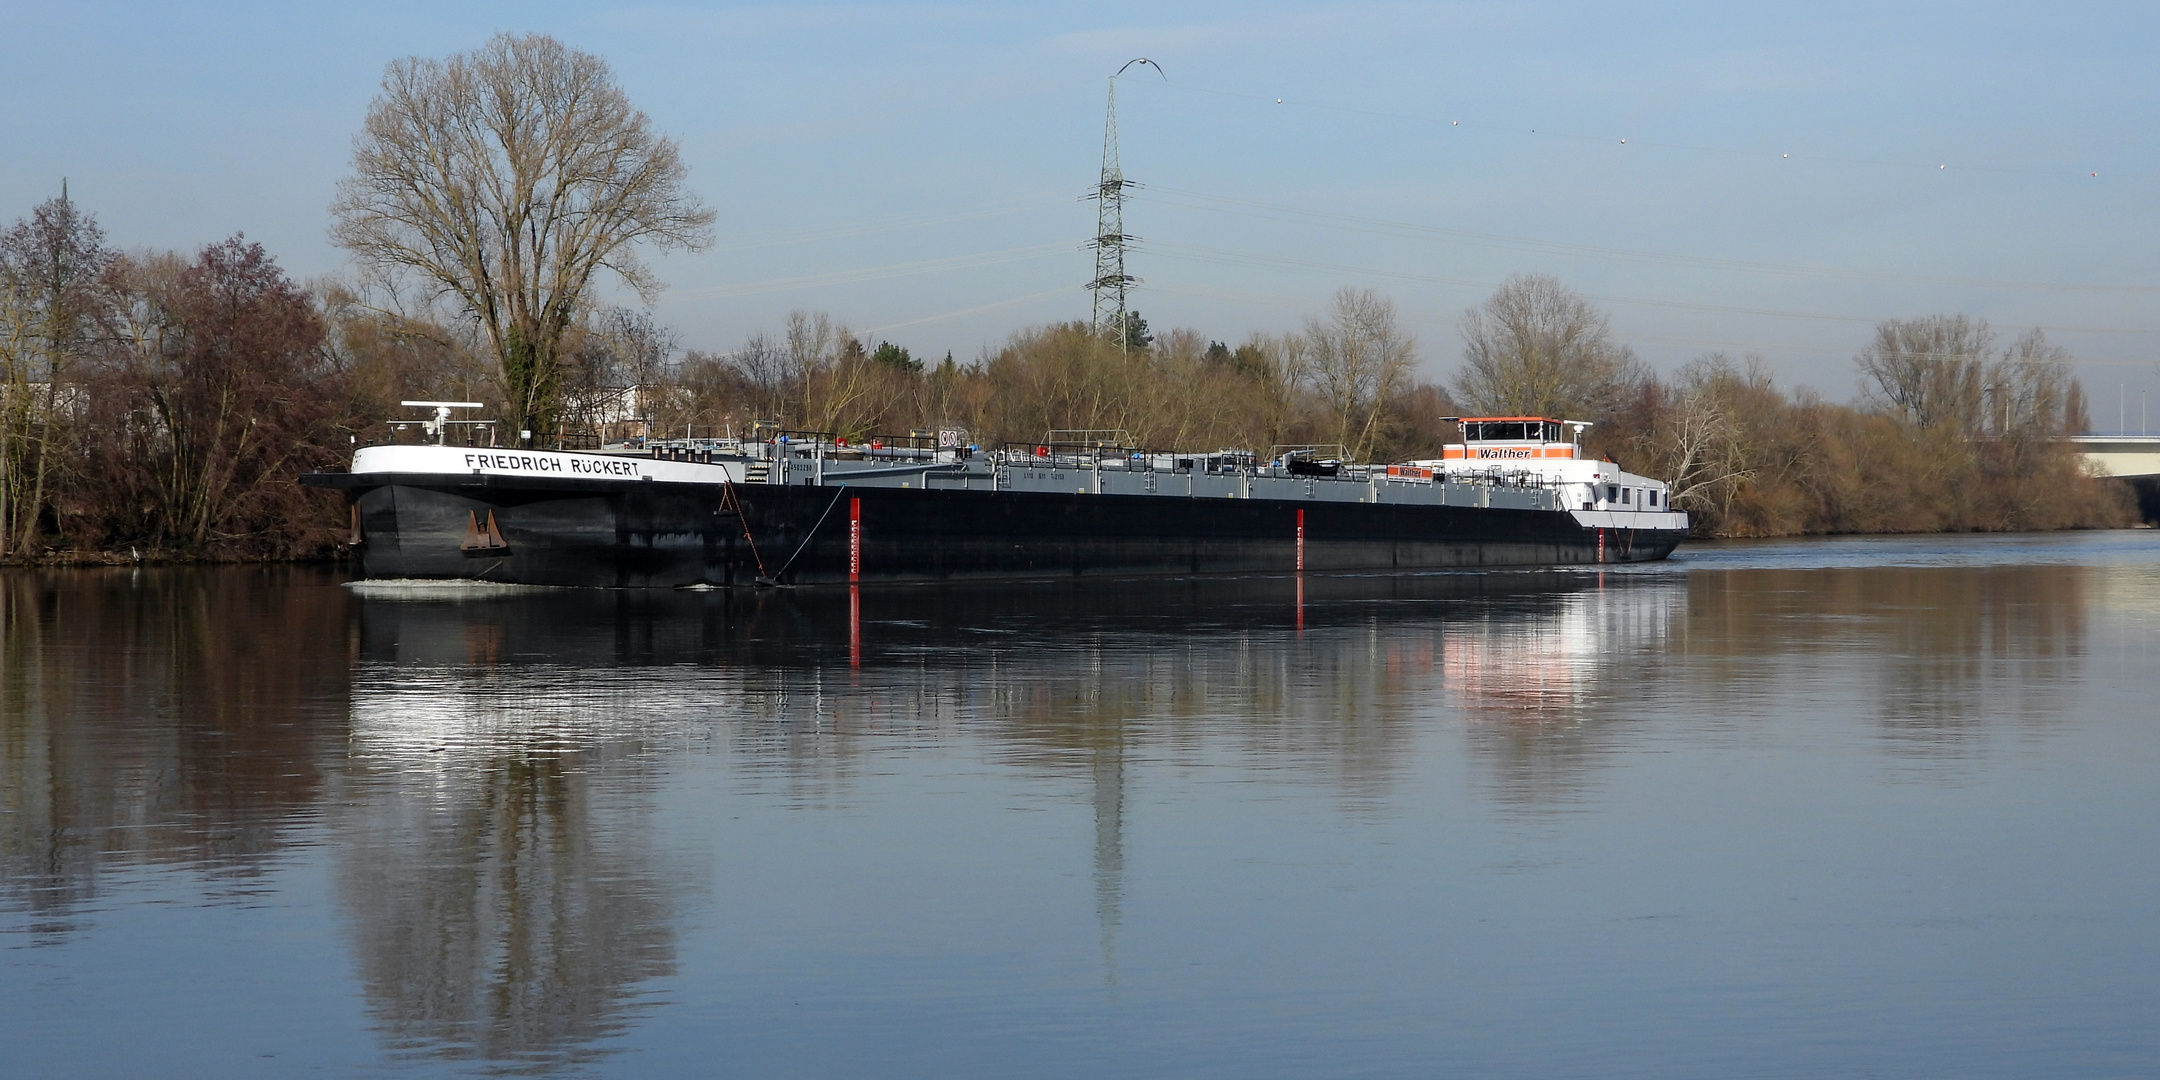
[4,532,2158,1078]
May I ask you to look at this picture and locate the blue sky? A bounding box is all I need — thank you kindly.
[5,1,2156,422]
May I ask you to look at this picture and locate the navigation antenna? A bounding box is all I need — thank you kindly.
[1088,58,1163,351]
[401,400,486,446]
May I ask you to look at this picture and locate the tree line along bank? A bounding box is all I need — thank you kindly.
[0,191,2133,563]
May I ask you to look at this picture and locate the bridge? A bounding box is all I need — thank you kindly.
[2069,436,2160,521]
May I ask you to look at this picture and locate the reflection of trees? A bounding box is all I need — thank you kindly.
[1444,565,2100,801]
[1675,566,2094,756]
[329,664,682,1072]
[0,567,351,932]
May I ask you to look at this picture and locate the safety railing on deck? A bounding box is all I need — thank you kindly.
[657,429,956,464]
[998,441,1149,471]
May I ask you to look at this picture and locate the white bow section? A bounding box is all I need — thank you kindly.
[350,444,741,485]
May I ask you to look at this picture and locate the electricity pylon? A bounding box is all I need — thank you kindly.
[1088,59,1162,350]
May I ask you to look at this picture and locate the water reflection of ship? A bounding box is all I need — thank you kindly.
[342,572,1618,989]
[1432,580,1687,809]
[1442,582,1681,714]
[348,570,1608,669]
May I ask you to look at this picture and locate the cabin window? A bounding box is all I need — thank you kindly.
[1606,485,1617,502]
[1649,490,1659,507]
[1621,488,1631,505]
[1544,421,1562,442]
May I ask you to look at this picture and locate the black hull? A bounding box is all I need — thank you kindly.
[327,475,1684,588]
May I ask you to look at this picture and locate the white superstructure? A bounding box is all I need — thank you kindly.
[1405,417,1686,532]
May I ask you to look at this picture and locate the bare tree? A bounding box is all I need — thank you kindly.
[1990,328,2087,439]
[782,310,877,434]
[570,307,677,391]
[561,306,680,435]
[80,239,351,554]
[1454,273,1638,421]
[1855,315,1994,431]
[981,322,1147,443]
[1305,287,1415,460]
[730,332,788,419]
[785,310,837,397]
[331,33,714,444]
[0,194,114,557]
[1650,355,1764,513]
[1241,331,1312,449]
[316,277,495,419]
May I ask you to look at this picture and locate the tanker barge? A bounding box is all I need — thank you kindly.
[302,415,1687,588]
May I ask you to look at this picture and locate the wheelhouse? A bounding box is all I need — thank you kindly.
[1440,416,1585,461]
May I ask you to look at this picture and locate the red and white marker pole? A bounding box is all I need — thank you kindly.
[1296,508,1305,571]
[849,497,862,582]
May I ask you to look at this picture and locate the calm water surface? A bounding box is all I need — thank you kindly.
[4,533,2158,1078]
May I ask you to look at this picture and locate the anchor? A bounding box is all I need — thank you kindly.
[460,509,509,553]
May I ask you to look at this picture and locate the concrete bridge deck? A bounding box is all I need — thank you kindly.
[2070,435,2160,521]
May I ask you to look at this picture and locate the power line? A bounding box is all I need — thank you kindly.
[673,243,1069,300]
[1142,240,2160,335]
[705,195,1068,254]
[1165,81,2149,182]
[863,285,1074,335]
[1138,184,2160,296]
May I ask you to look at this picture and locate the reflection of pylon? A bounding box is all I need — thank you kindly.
[1088,59,1161,350]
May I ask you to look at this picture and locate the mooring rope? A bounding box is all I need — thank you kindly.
[765,485,849,585]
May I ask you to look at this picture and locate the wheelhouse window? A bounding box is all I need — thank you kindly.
[1467,421,1540,441]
